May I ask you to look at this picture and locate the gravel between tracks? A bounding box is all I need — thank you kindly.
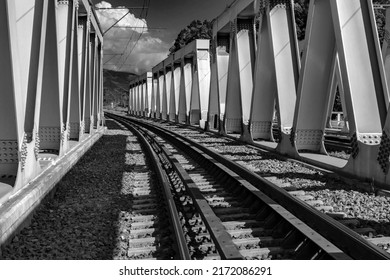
[1,120,149,259]
[154,122,390,251]
[202,140,390,238]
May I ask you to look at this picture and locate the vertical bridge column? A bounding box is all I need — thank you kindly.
[136,83,140,116]
[140,78,145,117]
[38,0,62,161]
[77,16,87,138]
[215,0,256,137]
[336,0,388,180]
[83,13,92,134]
[163,61,172,121]
[0,0,103,204]
[224,20,243,135]
[181,57,193,124]
[194,40,211,129]
[92,40,101,129]
[128,86,133,115]
[57,0,73,151]
[292,0,336,156]
[155,63,165,120]
[208,35,229,131]
[292,0,388,183]
[168,61,177,121]
[136,81,141,116]
[151,64,163,120]
[0,0,28,199]
[251,0,300,153]
[157,70,164,119]
[250,8,276,142]
[235,17,256,140]
[69,1,82,141]
[88,32,96,132]
[151,73,158,118]
[145,72,152,118]
[172,61,182,122]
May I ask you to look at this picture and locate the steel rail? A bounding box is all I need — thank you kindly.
[107,113,355,259]
[118,117,191,260]
[114,115,243,259]
[109,113,390,260]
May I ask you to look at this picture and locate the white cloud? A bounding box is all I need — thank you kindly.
[95,1,169,74]
[96,1,147,32]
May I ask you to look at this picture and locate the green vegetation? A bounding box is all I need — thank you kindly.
[103,69,136,107]
[169,20,213,54]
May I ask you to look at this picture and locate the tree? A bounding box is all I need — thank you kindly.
[169,20,213,54]
[294,0,309,41]
[374,0,390,46]
[293,0,390,45]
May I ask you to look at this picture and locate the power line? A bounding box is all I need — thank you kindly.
[119,30,144,70]
[103,54,119,65]
[117,0,147,70]
[102,11,131,35]
[117,1,146,63]
[118,0,151,70]
[97,6,151,35]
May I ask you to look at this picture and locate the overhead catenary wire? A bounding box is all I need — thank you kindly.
[118,0,150,70]
[103,54,122,65]
[111,0,146,69]
[99,0,151,71]
[101,12,141,68]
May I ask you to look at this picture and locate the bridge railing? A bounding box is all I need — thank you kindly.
[128,0,390,189]
[0,0,104,204]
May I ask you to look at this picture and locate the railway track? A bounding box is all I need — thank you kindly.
[107,112,390,259]
[99,119,190,260]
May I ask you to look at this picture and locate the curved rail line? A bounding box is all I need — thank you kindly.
[106,112,390,259]
[108,118,190,260]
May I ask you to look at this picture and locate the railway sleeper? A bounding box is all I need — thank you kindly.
[124,116,353,259]
[227,227,271,238]
[213,206,251,215]
[232,236,283,248]
[127,246,175,260]
[131,207,160,215]
[130,214,158,223]
[208,200,240,208]
[132,190,156,197]
[204,195,236,203]
[239,246,287,259]
[131,220,165,230]
[217,212,256,221]
[129,235,172,248]
[132,196,159,205]
[222,220,264,230]
[129,228,171,239]
[131,202,160,211]
[196,185,225,192]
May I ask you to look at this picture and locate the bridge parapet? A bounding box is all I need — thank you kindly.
[128,0,390,189]
[129,72,152,117]
[133,39,210,127]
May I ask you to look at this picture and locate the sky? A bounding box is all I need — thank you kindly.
[91,0,233,74]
